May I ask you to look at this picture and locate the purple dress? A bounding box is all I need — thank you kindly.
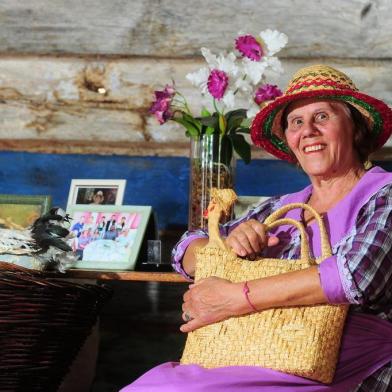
[120,167,392,392]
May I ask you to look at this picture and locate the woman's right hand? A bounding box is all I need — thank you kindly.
[225,219,279,260]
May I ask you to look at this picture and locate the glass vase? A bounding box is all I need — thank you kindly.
[188,133,236,231]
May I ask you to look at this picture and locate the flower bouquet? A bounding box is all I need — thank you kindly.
[151,29,288,230]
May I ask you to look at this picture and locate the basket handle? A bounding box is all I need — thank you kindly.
[205,201,331,265]
[264,217,312,263]
[264,203,332,260]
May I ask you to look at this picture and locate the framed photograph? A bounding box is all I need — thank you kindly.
[0,194,51,230]
[66,205,152,271]
[67,179,126,207]
[234,195,269,218]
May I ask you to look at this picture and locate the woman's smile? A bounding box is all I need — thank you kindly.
[303,143,326,153]
[284,99,360,179]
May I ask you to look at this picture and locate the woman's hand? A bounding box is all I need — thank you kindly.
[180,277,246,333]
[225,219,279,260]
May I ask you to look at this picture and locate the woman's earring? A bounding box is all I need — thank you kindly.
[364,160,373,170]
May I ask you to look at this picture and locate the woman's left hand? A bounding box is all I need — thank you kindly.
[180,277,245,333]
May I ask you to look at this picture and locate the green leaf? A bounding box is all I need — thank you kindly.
[226,109,248,118]
[199,115,218,128]
[183,113,201,131]
[230,134,251,164]
[218,114,226,135]
[240,117,252,128]
[219,135,233,166]
[235,127,251,134]
[205,126,215,136]
[201,107,211,117]
[225,109,248,133]
[173,118,200,139]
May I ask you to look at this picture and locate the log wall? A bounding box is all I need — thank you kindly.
[0,0,391,228]
[1,3,391,390]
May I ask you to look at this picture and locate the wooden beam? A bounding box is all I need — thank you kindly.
[0,56,391,156]
[0,0,391,58]
[0,138,390,160]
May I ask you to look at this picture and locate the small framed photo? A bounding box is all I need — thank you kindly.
[67,179,126,207]
[66,205,152,271]
[0,194,51,230]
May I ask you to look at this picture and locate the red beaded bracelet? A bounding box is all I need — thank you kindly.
[243,281,258,312]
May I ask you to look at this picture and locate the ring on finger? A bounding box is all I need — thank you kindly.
[183,312,193,322]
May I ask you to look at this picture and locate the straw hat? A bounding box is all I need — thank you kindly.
[251,64,392,162]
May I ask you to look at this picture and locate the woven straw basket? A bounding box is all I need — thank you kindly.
[181,202,348,384]
[0,261,112,392]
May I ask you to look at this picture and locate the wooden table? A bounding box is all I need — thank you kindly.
[63,269,189,283]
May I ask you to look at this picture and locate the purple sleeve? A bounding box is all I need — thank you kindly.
[336,185,392,305]
[171,230,208,280]
[318,256,348,304]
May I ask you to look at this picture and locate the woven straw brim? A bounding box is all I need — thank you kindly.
[251,89,392,162]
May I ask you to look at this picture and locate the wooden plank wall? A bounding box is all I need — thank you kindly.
[0,0,391,229]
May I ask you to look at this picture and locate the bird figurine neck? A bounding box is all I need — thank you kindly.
[204,188,237,251]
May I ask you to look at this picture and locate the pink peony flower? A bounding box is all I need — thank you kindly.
[235,35,264,61]
[254,84,282,105]
[207,69,229,100]
[150,85,176,124]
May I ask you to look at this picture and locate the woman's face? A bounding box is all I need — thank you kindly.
[284,99,359,178]
[93,193,104,204]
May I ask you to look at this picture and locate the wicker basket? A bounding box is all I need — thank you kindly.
[0,261,112,392]
[181,202,349,384]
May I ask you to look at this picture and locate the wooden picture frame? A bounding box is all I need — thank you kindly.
[66,205,152,271]
[66,179,126,207]
[0,194,52,230]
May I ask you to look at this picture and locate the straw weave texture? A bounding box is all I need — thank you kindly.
[181,203,348,384]
[286,64,358,94]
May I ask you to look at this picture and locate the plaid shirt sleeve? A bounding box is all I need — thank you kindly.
[171,195,282,279]
[336,183,392,310]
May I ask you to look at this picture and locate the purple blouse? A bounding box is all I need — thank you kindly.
[120,167,392,392]
[172,169,392,320]
[170,166,392,390]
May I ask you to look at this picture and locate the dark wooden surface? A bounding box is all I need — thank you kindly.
[64,269,188,283]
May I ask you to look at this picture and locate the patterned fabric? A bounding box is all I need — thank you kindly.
[351,362,392,392]
[171,184,392,390]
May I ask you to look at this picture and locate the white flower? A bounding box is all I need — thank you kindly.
[234,75,253,93]
[246,102,261,119]
[186,67,209,94]
[240,57,268,85]
[264,56,284,75]
[200,48,239,77]
[259,29,288,56]
[186,30,287,116]
[222,90,236,109]
[200,47,216,67]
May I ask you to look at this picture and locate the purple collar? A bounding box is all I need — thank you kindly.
[272,166,392,257]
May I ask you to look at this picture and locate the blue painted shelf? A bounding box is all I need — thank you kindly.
[0,151,390,229]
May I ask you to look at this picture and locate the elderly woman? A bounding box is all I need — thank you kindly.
[120,65,392,391]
